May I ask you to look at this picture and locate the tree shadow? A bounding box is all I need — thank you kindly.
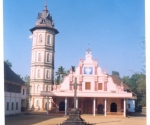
[128,112,146,117]
[5,113,65,125]
[90,120,122,125]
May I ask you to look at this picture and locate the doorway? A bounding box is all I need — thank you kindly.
[97,104,104,114]
[110,102,117,112]
[84,98,92,114]
[59,101,65,111]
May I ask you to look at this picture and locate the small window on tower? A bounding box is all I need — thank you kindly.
[39,34,43,43]
[98,83,103,90]
[46,70,50,79]
[38,53,41,62]
[47,53,50,62]
[85,82,91,90]
[46,85,48,91]
[37,85,41,92]
[37,70,40,78]
[47,35,51,44]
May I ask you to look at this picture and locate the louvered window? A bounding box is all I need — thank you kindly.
[98,83,102,90]
[85,82,90,90]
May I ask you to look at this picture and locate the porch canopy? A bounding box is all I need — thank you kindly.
[40,91,133,98]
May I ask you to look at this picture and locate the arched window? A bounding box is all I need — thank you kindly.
[37,85,41,92]
[47,35,50,44]
[47,53,50,62]
[46,85,48,91]
[37,70,40,78]
[46,70,50,79]
[39,34,43,43]
[38,53,41,62]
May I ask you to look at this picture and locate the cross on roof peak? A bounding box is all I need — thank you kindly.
[86,48,91,54]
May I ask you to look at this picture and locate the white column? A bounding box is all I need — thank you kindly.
[47,97,49,115]
[124,98,126,117]
[104,98,107,116]
[49,97,52,110]
[126,98,128,110]
[133,100,135,112]
[76,97,78,108]
[93,98,96,116]
[65,97,67,115]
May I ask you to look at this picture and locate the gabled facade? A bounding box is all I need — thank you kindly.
[39,49,135,116]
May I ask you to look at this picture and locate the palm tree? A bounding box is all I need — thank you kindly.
[55,66,67,84]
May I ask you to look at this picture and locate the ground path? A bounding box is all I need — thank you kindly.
[5,112,146,125]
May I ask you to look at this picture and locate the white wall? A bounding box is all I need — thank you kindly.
[5,85,27,115]
[128,99,135,112]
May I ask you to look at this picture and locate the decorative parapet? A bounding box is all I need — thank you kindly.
[94,59,98,67]
[79,75,83,82]
[94,76,98,82]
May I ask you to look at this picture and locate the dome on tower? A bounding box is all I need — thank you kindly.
[30,5,58,34]
[35,5,54,27]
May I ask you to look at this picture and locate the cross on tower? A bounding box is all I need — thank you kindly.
[70,77,82,108]
[45,0,47,6]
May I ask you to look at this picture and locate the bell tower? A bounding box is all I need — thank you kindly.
[29,5,59,110]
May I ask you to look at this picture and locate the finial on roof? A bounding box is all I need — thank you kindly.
[43,0,48,11]
[86,43,92,54]
[86,48,91,54]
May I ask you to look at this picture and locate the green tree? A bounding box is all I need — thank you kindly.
[55,66,67,84]
[22,75,30,85]
[122,73,146,110]
[112,71,120,77]
[5,60,12,68]
[22,75,30,110]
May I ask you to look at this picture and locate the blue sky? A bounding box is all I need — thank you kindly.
[4,0,145,78]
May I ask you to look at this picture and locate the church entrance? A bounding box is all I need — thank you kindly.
[59,101,65,111]
[97,104,104,114]
[110,102,117,112]
[84,98,92,114]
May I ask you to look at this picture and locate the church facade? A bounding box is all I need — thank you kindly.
[29,5,136,117]
[40,49,136,117]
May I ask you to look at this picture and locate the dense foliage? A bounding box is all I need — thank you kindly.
[122,73,146,111]
[4,60,12,68]
[55,66,69,85]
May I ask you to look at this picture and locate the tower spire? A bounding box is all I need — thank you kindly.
[45,0,47,6]
[44,0,48,11]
